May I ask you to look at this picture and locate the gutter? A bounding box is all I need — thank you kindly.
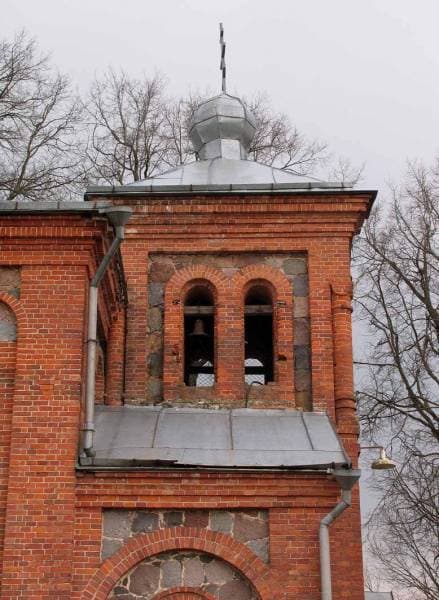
[82,206,132,458]
[320,468,361,600]
[76,461,351,472]
[84,186,378,198]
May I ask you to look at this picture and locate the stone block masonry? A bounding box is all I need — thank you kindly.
[102,509,269,563]
[109,550,258,599]
[146,252,311,409]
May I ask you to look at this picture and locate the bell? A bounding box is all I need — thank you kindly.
[189,318,209,337]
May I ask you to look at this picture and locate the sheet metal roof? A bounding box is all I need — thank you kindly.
[123,158,352,190]
[0,200,110,213]
[82,406,350,469]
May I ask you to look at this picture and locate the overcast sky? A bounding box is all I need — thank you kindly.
[3,1,435,587]
[4,0,439,192]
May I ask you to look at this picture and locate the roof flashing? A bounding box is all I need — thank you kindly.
[79,405,350,471]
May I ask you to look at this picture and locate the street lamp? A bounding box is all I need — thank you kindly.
[360,446,396,470]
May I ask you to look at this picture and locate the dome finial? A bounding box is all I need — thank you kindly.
[219,23,226,93]
[188,24,256,160]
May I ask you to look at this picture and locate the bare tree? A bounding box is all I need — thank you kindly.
[162,93,201,168]
[354,159,439,599]
[85,70,172,184]
[0,32,84,201]
[366,451,438,600]
[246,92,329,175]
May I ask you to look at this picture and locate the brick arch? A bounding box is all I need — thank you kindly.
[232,265,294,407]
[81,527,280,600]
[165,265,229,303]
[163,266,229,400]
[233,264,293,301]
[153,589,216,600]
[0,292,25,335]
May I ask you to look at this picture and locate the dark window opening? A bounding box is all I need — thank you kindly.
[245,285,274,385]
[184,285,215,387]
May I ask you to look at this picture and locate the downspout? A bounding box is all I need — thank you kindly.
[82,206,132,458]
[320,468,361,600]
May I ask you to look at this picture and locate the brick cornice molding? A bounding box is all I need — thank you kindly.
[107,192,375,237]
[81,526,279,600]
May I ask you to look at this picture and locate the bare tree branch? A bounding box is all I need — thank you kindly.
[354,158,439,598]
[0,31,84,201]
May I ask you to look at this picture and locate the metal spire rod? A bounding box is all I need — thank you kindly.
[219,22,226,93]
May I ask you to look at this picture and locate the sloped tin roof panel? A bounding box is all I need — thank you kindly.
[121,158,352,190]
[88,406,349,469]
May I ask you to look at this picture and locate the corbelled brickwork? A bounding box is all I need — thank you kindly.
[0,187,373,598]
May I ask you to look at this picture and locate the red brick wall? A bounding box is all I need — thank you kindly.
[74,471,360,600]
[0,215,122,598]
[1,265,87,597]
[0,297,19,589]
[0,189,372,598]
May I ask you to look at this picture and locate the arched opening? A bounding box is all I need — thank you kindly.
[184,283,215,387]
[244,283,274,385]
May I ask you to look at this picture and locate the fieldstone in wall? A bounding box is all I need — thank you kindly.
[148,351,163,378]
[149,283,164,307]
[148,307,163,333]
[294,318,310,346]
[293,296,309,318]
[0,267,20,298]
[132,511,159,534]
[233,512,268,544]
[209,511,233,534]
[183,556,204,587]
[146,378,162,403]
[162,559,182,588]
[293,273,309,297]
[283,256,307,275]
[149,261,176,283]
[129,562,160,595]
[102,509,269,564]
[184,510,209,529]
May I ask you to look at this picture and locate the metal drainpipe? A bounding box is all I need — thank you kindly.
[82,206,132,458]
[319,468,361,600]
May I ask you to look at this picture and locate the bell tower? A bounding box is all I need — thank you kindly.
[80,35,376,593]
[0,24,376,600]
